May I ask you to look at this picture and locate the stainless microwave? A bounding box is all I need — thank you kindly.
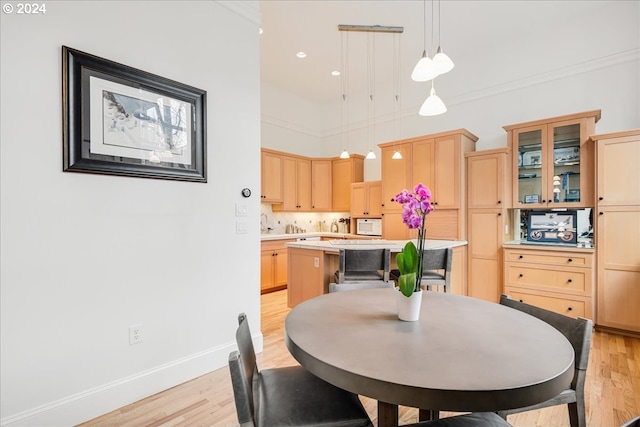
[356,218,382,236]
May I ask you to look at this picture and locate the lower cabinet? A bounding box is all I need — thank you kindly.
[503,246,595,319]
[261,240,293,293]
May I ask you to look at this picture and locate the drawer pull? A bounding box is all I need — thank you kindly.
[518,274,523,278]
[519,255,524,259]
[519,299,524,303]
[568,258,573,263]
[567,279,573,283]
[567,307,573,311]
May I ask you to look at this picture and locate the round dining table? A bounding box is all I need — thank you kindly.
[284,289,575,427]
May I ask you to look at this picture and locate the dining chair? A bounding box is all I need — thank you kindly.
[228,313,373,427]
[406,412,512,426]
[497,294,593,427]
[334,248,391,284]
[390,247,452,292]
[329,281,395,293]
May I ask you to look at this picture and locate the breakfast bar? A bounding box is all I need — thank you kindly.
[285,239,467,307]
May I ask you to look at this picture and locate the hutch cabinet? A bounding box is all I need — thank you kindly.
[311,160,333,211]
[591,129,640,334]
[466,148,512,303]
[504,110,600,209]
[503,246,595,319]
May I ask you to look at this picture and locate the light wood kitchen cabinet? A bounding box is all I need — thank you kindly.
[351,181,382,218]
[261,239,294,293]
[288,247,326,307]
[503,246,595,319]
[261,149,283,203]
[311,159,332,211]
[379,129,477,243]
[466,149,512,303]
[272,156,311,212]
[332,156,364,212]
[504,110,599,209]
[591,129,640,334]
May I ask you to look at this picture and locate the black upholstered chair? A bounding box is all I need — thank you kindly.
[329,280,395,293]
[390,247,452,292]
[228,313,372,427]
[406,412,512,426]
[497,294,593,427]
[334,248,391,284]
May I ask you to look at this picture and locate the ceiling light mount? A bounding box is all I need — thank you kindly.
[337,24,404,34]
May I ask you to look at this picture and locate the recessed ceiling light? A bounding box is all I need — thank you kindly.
[331,70,341,76]
[296,51,307,59]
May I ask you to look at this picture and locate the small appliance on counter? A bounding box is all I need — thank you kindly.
[356,218,382,236]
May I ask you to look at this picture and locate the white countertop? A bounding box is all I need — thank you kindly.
[285,238,467,253]
[261,232,367,241]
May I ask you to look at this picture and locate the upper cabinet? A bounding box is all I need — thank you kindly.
[504,110,600,209]
[351,181,382,218]
[273,155,311,212]
[332,156,364,212]
[466,148,512,209]
[311,159,332,211]
[261,149,283,203]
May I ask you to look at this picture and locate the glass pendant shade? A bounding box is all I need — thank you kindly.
[340,150,350,159]
[365,150,377,160]
[391,150,403,159]
[419,86,447,116]
[432,46,454,75]
[411,51,439,82]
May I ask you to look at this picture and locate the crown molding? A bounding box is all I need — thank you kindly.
[217,1,260,26]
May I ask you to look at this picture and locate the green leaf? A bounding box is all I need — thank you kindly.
[398,273,416,297]
[398,241,419,275]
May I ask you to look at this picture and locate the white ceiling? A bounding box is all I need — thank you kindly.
[259,1,611,105]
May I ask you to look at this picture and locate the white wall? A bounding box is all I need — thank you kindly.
[0,1,261,425]
[262,1,640,181]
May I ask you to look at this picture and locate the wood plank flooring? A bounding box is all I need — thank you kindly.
[79,289,640,427]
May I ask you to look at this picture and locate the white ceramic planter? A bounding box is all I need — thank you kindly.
[395,288,423,321]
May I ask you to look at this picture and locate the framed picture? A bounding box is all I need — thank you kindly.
[62,46,207,182]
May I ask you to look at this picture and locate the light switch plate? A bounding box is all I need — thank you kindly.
[235,203,247,217]
[236,221,248,234]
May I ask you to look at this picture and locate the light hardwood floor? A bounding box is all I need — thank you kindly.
[79,289,640,427]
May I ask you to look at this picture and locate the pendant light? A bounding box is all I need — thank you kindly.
[411,0,438,82]
[419,80,447,116]
[432,0,454,75]
[339,31,350,159]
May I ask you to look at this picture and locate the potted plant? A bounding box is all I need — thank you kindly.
[393,183,435,320]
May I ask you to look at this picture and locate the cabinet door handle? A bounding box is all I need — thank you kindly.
[599,196,604,201]
[568,279,573,283]
[498,200,502,204]
[599,212,604,216]
[498,213,502,216]
[518,274,523,278]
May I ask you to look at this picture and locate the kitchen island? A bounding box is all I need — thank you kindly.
[285,239,467,307]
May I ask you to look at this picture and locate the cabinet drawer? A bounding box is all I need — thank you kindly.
[504,287,589,319]
[505,263,591,296]
[504,249,592,267]
[261,239,294,251]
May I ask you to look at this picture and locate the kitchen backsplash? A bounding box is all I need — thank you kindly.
[261,204,351,234]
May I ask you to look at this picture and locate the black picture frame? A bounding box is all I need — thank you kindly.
[62,46,207,182]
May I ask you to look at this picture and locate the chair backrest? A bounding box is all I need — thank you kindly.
[228,313,257,426]
[329,281,394,293]
[337,248,390,283]
[421,247,452,291]
[499,294,593,389]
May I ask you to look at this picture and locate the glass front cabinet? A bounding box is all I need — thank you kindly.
[504,110,600,209]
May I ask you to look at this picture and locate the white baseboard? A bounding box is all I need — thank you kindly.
[1,332,263,427]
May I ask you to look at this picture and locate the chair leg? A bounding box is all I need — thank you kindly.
[568,400,586,427]
[418,409,439,421]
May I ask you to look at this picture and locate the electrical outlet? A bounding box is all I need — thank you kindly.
[129,324,144,345]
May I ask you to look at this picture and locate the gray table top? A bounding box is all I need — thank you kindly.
[284,289,575,412]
